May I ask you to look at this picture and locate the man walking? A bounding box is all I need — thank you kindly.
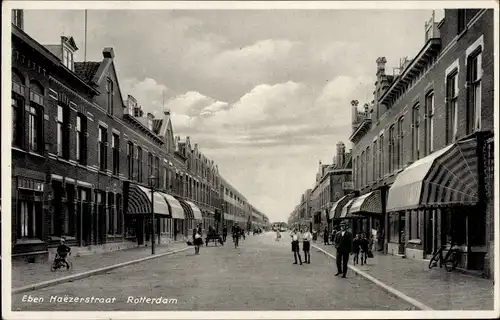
[334,221,352,278]
[222,225,228,242]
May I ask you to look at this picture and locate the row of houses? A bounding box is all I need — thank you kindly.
[289,9,495,279]
[8,10,269,265]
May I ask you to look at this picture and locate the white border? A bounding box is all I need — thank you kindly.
[2,1,499,320]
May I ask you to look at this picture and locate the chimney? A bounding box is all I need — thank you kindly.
[103,47,115,59]
[351,100,359,127]
[376,57,387,79]
[12,10,24,30]
[336,141,346,168]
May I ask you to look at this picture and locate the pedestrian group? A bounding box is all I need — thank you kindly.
[289,220,374,278]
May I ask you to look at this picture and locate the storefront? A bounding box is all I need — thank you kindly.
[330,194,355,230]
[386,135,486,270]
[177,198,203,237]
[12,175,48,263]
[348,190,383,239]
[124,183,172,245]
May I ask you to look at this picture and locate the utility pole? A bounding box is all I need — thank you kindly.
[84,10,88,62]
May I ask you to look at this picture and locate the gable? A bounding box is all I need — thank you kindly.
[98,60,126,109]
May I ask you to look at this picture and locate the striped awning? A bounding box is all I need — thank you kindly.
[330,195,353,219]
[339,198,363,219]
[186,201,203,220]
[163,193,185,219]
[386,137,479,212]
[349,190,383,215]
[127,185,170,216]
[177,199,194,219]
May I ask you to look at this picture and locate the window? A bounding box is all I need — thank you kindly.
[127,142,134,180]
[467,50,482,134]
[12,73,25,148]
[371,141,377,181]
[28,82,44,153]
[366,147,370,184]
[112,133,120,176]
[457,9,467,34]
[147,153,153,178]
[106,78,113,115]
[360,151,365,187]
[28,106,42,153]
[19,201,33,238]
[12,95,24,148]
[98,126,108,171]
[397,117,404,168]
[389,125,395,173]
[389,212,405,244]
[424,93,435,155]
[76,114,87,164]
[137,147,143,183]
[379,135,384,177]
[412,103,420,160]
[409,210,422,240]
[63,49,73,70]
[446,71,459,143]
[57,105,64,156]
[155,157,160,182]
[163,167,167,189]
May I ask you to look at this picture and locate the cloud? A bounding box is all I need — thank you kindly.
[120,78,169,117]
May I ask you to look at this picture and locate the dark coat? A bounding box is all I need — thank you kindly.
[334,230,353,253]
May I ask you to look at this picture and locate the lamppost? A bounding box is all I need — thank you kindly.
[148,175,156,255]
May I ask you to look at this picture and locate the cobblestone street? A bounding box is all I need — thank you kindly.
[12,233,413,311]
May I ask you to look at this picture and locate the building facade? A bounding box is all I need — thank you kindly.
[10,11,267,264]
[348,9,494,277]
[288,142,353,233]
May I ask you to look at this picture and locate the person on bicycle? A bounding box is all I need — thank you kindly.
[56,238,71,269]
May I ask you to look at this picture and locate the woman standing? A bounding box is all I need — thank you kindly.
[290,228,303,265]
[193,228,203,255]
[302,227,313,264]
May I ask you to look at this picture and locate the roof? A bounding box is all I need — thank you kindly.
[74,61,101,82]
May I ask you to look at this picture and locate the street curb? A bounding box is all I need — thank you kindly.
[312,244,433,311]
[12,246,191,295]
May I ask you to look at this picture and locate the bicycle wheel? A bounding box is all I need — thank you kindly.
[428,248,442,269]
[50,262,57,272]
[444,252,459,271]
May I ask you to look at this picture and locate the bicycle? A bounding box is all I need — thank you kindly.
[428,243,460,272]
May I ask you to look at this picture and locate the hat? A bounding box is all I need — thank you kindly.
[340,221,348,226]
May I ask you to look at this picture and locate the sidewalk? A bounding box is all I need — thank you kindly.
[313,243,494,310]
[11,240,189,289]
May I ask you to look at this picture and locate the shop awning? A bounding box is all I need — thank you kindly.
[349,190,383,215]
[177,199,194,219]
[386,137,479,212]
[339,199,355,218]
[163,193,185,219]
[330,195,352,219]
[186,201,203,220]
[127,185,170,216]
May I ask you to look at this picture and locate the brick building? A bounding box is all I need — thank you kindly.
[348,9,494,277]
[10,11,267,263]
[309,142,354,234]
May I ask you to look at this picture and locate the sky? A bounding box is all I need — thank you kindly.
[23,8,442,223]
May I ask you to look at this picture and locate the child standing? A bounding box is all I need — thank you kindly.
[359,233,369,265]
[352,234,361,265]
